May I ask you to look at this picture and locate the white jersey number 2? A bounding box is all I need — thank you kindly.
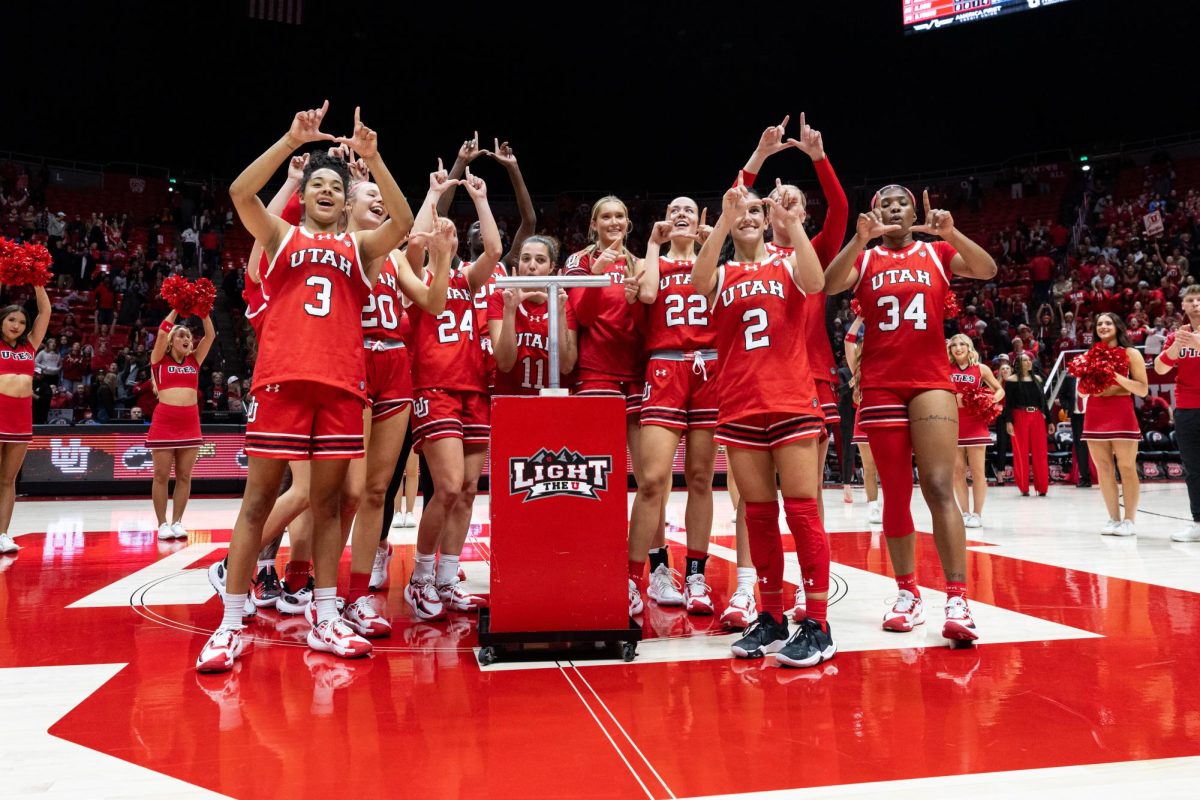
[742,308,770,351]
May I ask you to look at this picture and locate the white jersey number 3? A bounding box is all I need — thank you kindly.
[876,294,927,331]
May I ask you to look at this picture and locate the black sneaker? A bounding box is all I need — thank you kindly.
[730,611,789,659]
[776,618,837,669]
[251,566,282,608]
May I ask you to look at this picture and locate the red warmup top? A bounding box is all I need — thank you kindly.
[712,257,821,422]
[153,354,200,392]
[745,157,849,385]
[645,256,716,352]
[487,293,578,395]
[407,268,485,392]
[0,341,35,377]
[854,240,958,391]
[564,252,644,383]
[256,226,372,399]
[361,254,405,342]
[1161,331,1200,409]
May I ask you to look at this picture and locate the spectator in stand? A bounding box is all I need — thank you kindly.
[225,375,244,415]
[200,227,220,272]
[94,275,116,330]
[47,211,66,247]
[131,366,157,419]
[1137,391,1173,436]
[1030,247,1055,306]
[94,372,118,423]
[991,360,1013,484]
[34,338,61,384]
[205,371,228,413]
[180,225,199,269]
[91,337,113,375]
[60,342,87,394]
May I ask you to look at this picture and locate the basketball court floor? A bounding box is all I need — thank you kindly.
[3,483,1199,799]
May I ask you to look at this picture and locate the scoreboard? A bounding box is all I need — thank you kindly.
[903,0,1074,34]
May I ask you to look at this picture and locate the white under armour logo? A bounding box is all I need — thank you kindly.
[263,384,280,393]
[804,577,815,586]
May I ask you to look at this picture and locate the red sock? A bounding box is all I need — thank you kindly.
[284,560,312,593]
[628,559,646,593]
[946,580,967,601]
[896,572,920,598]
[865,425,916,538]
[783,496,830,594]
[805,597,829,625]
[745,500,784,618]
[347,571,370,604]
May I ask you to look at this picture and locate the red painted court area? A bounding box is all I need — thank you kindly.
[2,525,1199,798]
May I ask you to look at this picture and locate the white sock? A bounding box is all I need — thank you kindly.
[313,587,338,624]
[413,552,436,581]
[436,554,460,586]
[255,559,275,570]
[221,593,247,629]
[736,567,756,593]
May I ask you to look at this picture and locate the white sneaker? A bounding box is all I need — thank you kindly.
[404,575,446,621]
[0,533,19,554]
[720,587,757,629]
[369,543,392,591]
[867,501,882,524]
[1113,519,1136,537]
[1171,523,1200,542]
[789,587,806,623]
[157,523,174,541]
[942,596,979,641]
[1101,519,1121,535]
[964,513,982,529]
[196,626,246,673]
[342,595,392,638]
[647,565,684,606]
[404,512,417,528]
[436,578,487,612]
[882,590,926,632]
[683,573,714,615]
[207,559,227,593]
[171,521,188,539]
[307,618,372,658]
[390,513,405,528]
[628,578,644,616]
[304,596,346,627]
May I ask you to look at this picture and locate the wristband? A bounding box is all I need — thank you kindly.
[1158,352,1177,368]
[159,320,174,334]
[843,332,859,345]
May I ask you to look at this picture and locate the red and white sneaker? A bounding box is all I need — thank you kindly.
[404,575,446,621]
[684,573,714,615]
[436,579,488,612]
[343,595,392,638]
[720,587,758,630]
[369,544,392,591]
[303,596,346,628]
[307,618,373,658]
[790,587,806,623]
[628,578,644,616]
[196,626,247,673]
[882,590,926,632]
[942,596,979,641]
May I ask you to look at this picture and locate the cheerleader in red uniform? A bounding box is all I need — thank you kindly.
[198,103,414,673]
[843,317,882,524]
[693,178,835,668]
[1081,312,1148,536]
[627,198,717,616]
[947,333,1003,529]
[488,235,577,394]
[147,309,215,541]
[825,187,996,642]
[0,285,49,556]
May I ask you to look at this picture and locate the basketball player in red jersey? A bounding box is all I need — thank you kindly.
[147,309,215,541]
[488,235,578,394]
[340,177,453,638]
[825,187,996,642]
[437,133,537,390]
[692,178,835,668]
[947,334,1003,529]
[0,284,49,557]
[626,199,719,616]
[404,165,503,621]
[197,102,414,673]
[732,113,849,623]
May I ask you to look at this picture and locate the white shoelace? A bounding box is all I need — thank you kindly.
[945,597,970,620]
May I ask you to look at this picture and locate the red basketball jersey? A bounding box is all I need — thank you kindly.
[255,226,372,398]
[361,253,405,341]
[564,251,644,382]
[646,256,717,351]
[408,268,484,391]
[153,354,200,391]
[487,293,578,395]
[853,240,957,390]
[712,257,822,421]
[766,241,837,385]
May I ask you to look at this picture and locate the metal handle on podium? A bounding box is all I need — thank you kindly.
[493,275,612,392]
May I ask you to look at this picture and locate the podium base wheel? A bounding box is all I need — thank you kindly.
[621,642,637,662]
[478,646,498,666]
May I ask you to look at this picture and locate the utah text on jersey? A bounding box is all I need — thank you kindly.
[868,267,934,290]
[719,277,786,307]
[288,242,357,278]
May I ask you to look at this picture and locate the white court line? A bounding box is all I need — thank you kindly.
[68,543,224,608]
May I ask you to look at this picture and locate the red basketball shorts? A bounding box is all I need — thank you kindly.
[146,402,202,450]
[857,384,954,429]
[412,388,490,449]
[245,381,365,460]
[715,412,826,451]
[816,380,840,426]
[576,379,642,417]
[364,343,412,422]
[639,353,719,430]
